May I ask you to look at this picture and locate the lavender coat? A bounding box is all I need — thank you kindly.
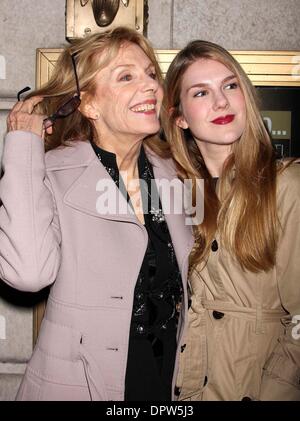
[0,131,194,401]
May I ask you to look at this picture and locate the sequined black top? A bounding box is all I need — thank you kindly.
[91,141,183,401]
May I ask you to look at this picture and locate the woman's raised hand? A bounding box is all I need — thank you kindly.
[7,96,52,138]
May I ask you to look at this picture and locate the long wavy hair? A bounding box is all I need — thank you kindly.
[27,26,169,157]
[162,40,281,273]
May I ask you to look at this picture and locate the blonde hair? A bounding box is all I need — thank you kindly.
[28,27,169,156]
[162,40,279,273]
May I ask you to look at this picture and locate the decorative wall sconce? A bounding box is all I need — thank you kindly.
[80,0,129,27]
[66,0,147,40]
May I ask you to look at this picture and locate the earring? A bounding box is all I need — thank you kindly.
[94,114,100,120]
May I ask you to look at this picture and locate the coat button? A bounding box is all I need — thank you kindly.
[211,239,218,251]
[213,310,224,319]
[203,376,208,386]
[241,396,252,401]
[174,386,181,396]
[136,324,145,334]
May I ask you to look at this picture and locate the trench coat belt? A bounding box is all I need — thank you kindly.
[177,297,288,399]
[191,297,287,322]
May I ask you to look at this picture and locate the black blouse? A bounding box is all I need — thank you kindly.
[91,141,182,401]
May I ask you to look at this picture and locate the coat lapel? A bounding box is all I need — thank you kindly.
[47,141,137,223]
[63,158,138,222]
[46,141,194,265]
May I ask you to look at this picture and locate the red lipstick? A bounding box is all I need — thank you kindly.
[211,114,235,125]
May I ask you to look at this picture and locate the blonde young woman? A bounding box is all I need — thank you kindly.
[162,40,300,401]
[0,27,193,400]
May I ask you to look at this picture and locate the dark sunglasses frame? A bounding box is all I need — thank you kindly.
[17,86,31,101]
[43,54,81,129]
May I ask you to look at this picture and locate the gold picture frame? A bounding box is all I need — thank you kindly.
[36,48,300,87]
[33,47,300,343]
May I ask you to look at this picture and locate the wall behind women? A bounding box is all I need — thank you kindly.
[150,0,300,49]
[0,0,299,401]
[1,0,300,96]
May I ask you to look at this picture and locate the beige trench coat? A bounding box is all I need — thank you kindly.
[176,163,300,401]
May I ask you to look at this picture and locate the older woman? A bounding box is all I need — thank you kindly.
[0,27,193,401]
[162,40,300,401]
